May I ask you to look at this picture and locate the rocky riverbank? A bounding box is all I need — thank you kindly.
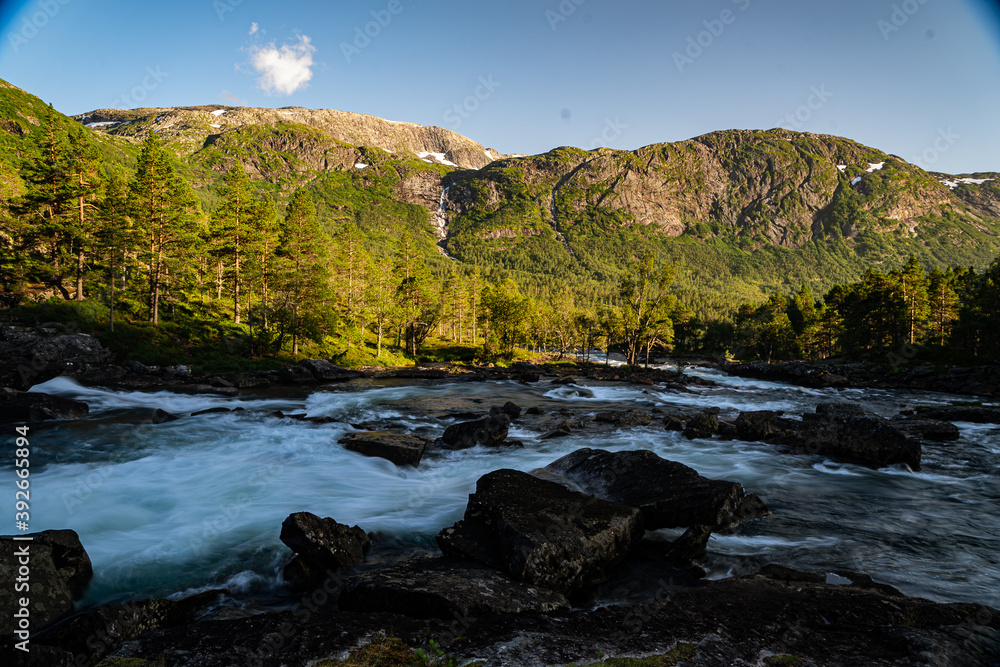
[7,445,1000,666]
[724,360,1000,399]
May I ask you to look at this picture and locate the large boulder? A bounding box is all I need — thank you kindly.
[0,390,89,423]
[913,405,1000,424]
[682,408,720,439]
[299,360,362,382]
[0,530,93,636]
[441,413,510,449]
[490,401,522,420]
[891,417,961,442]
[543,448,768,531]
[594,410,652,427]
[730,405,924,470]
[788,410,922,470]
[0,327,113,390]
[436,469,644,595]
[30,590,222,666]
[339,556,570,619]
[339,432,428,467]
[279,512,370,578]
[734,410,784,441]
[277,365,317,384]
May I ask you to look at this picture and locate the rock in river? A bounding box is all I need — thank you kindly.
[594,410,652,427]
[339,431,429,467]
[441,413,510,449]
[279,512,370,579]
[437,469,644,595]
[544,448,768,531]
[0,389,89,422]
[0,530,93,636]
[339,556,570,619]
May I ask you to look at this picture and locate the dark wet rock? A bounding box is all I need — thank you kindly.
[892,417,962,442]
[663,414,687,431]
[339,556,570,619]
[387,367,451,379]
[664,525,713,563]
[152,408,179,424]
[913,404,1000,424]
[526,406,544,415]
[683,408,720,439]
[815,401,866,418]
[437,469,645,595]
[29,590,222,666]
[594,410,652,427]
[539,420,573,439]
[788,411,922,470]
[0,390,89,422]
[279,512,370,578]
[74,364,128,387]
[277,365,316,383]
[191,407,233,417]
[299,359,362,382]
[339,432,428,467]
[228,374,271,389]
[0,530,92,635]
[734,410,784,441]
[164,383,239,397]
[727,360,1000,399]
[162,365,192,380]
[552,376,576,385]
[0,327,113,390]
[716,419,738,440]
[441,413,510,449]
[99,564,1000,667]
[209,376,234,388]
[125,360,151,374]
[544,448,768,531]
[489,401,522,420]
[726,405,923,470]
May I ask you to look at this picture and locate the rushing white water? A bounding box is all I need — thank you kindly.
[7,371,1000,613]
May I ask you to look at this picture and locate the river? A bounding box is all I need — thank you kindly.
[10,367,1000,615]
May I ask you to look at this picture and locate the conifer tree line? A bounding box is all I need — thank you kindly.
[674,255,1000,363]
[0,116,685,364]
[2,113,999,366]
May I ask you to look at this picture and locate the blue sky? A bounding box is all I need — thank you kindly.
[0,0,998,173]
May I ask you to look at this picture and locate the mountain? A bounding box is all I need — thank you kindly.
[72,104,506,171]
[3,77,999,310]
[439,130,1000,305]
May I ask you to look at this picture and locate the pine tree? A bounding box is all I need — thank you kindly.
[618,255,677,366]
[212,165,257,324]
[334,221,370,343]
[927,268,961,347]
[63,128,102,301]
[129,135,202,324]
[392,236,438,355]
[10,106,77,297]
[897,256,930,346]
[275,188,331,355]
[95,166,135,332]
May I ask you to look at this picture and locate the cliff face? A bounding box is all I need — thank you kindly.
[73,105,504,171]
[444,129,967,250]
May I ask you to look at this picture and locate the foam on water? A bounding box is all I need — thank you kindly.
[7,370,1000,609]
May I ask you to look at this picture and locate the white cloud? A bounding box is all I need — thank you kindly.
[249,22,259,36]
[250,35,315,96]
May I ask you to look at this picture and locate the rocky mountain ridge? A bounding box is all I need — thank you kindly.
[73,103,507,170]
